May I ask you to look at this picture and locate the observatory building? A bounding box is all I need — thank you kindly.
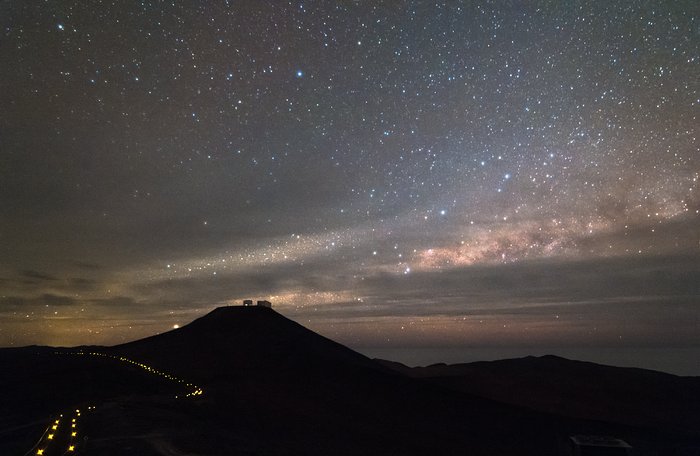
[242,299,272,308]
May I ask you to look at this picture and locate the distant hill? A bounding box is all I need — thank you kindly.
[377,354,700,436]
[2,306,699,455]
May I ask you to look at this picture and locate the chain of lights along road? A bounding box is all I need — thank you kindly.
[27,351,204,455]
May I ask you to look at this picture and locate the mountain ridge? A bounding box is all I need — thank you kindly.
[2,305,699,455]
[377,353,700,436]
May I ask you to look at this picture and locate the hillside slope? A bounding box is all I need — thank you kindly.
[378,355,700,437]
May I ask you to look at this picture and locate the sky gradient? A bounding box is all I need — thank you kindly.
[1,2,698,371]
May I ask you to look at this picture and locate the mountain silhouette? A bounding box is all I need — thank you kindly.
[2,306,699,455]
[378,354,700,437]
[107,306,561,455]
[110,305,382,380]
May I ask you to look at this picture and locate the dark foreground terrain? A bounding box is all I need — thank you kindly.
[1,306,699,455]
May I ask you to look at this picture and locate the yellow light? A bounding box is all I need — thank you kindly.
[37,450,44,455]
[48,434,54,440]
[71,423,76,428]
[71,432,77,437]
[68,445,75,451]
[51,425,58,430]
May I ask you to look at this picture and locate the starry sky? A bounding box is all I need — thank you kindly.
[1,1,699,372]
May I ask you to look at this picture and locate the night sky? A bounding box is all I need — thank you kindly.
[1,2,698,372]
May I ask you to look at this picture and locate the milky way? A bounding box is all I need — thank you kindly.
[1,2,698,371]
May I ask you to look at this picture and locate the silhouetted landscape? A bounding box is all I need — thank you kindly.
[3,1,699,454]
[1,306,699,455]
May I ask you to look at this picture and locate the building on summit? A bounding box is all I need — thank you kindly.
[242,299,271,308]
